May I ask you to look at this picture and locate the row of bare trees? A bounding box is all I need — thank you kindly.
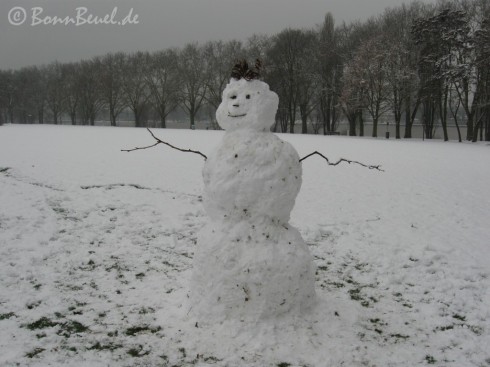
[1,0,489,141]
[333,0,490,142]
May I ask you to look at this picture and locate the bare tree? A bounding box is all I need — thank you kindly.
[100,52,127,127]
[342,36,390,138]
[122,52,151,128]
[78,58,104,126]
[340,62,363,136]
[11,68,34,124]
[2,71,17,124]
[412,6,470,141]
[474,9,490,141]
[317,12,342,134]
[177,43,208,129]
[297,31,319,134]
[268,28,317,133]
[336,19,383,137]
[45,62,65,124]
[61,62,81,125]
[381,4,422,139]
[146,49,180,128]
[31,66,47,124]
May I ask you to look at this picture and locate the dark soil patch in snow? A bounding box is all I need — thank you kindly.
[25,348,45,359]
[125,325,162,336]
[0,312,16,320]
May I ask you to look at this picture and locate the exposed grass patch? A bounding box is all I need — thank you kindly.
[425,355,437,364]
[348,288,362,301]
[25,348,45,358]
[179,347,187,358]
[127,345,150,357]
[349,288,371,307]
[88,341,123,351]
[138,307,155,314]
[0,312,16,320]
[435,325,454,332]
[203,356,222,363]
[27,301,42,310]
[390,333,410,340]
[57,320,89,338]
[25,317,58,330]
[125,325,161,336]
[452,314,466,322]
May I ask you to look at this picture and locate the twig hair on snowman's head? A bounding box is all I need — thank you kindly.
[231,59,262,81]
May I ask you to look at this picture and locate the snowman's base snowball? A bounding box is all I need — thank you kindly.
[190,220,316,323]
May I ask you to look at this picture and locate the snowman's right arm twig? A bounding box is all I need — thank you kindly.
[121,128,208,160]
[299,151,384,172]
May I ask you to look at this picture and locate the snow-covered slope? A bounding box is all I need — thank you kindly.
[0,124,489,366]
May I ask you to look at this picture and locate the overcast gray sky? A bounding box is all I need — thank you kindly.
[1,0,435,70]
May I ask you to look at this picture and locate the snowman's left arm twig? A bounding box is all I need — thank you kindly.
[121,128,208,160]
[299,151,384,172]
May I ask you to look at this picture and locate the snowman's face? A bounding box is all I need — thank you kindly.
[216,79,279,132]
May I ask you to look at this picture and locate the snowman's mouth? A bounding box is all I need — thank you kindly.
[228,113,247,118]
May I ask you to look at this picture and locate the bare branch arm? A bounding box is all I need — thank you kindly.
[121,128,208,160]
[122,130,380,171]
[299,151,384,172]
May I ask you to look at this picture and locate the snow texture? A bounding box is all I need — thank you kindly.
[0,124,489,366]
[192,79,316,322]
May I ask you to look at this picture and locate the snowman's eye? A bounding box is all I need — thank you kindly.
[246,95,251,99]
[230,95,237,100]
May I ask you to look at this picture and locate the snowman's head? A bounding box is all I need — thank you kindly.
[216,78,279,132]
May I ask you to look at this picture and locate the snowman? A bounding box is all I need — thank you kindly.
[190,60,316,323]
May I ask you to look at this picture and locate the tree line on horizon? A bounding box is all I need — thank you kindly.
[0,0,489,142]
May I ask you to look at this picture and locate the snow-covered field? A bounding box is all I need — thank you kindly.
[0,124,489,367]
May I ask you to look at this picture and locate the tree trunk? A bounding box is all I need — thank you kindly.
[109,106,117,127]
[161,107,167,129]
[485,107,490,142]
[326,94,332,133]
[70,111,76,125]
[349,114,357,136]
[439,90,449,141]
[8,107,14,124]
[466,115,474,141]
[395,109,401,139]
[404,101,412,139]
[288,102,295,134]
[134,107,141,128]
[358,109,364,137]
[372,117,378,138]
[300,104,308,134]
[189,112,195,130]
[38,108,44,124]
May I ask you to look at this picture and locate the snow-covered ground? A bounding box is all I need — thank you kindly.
[0,124,489,367]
